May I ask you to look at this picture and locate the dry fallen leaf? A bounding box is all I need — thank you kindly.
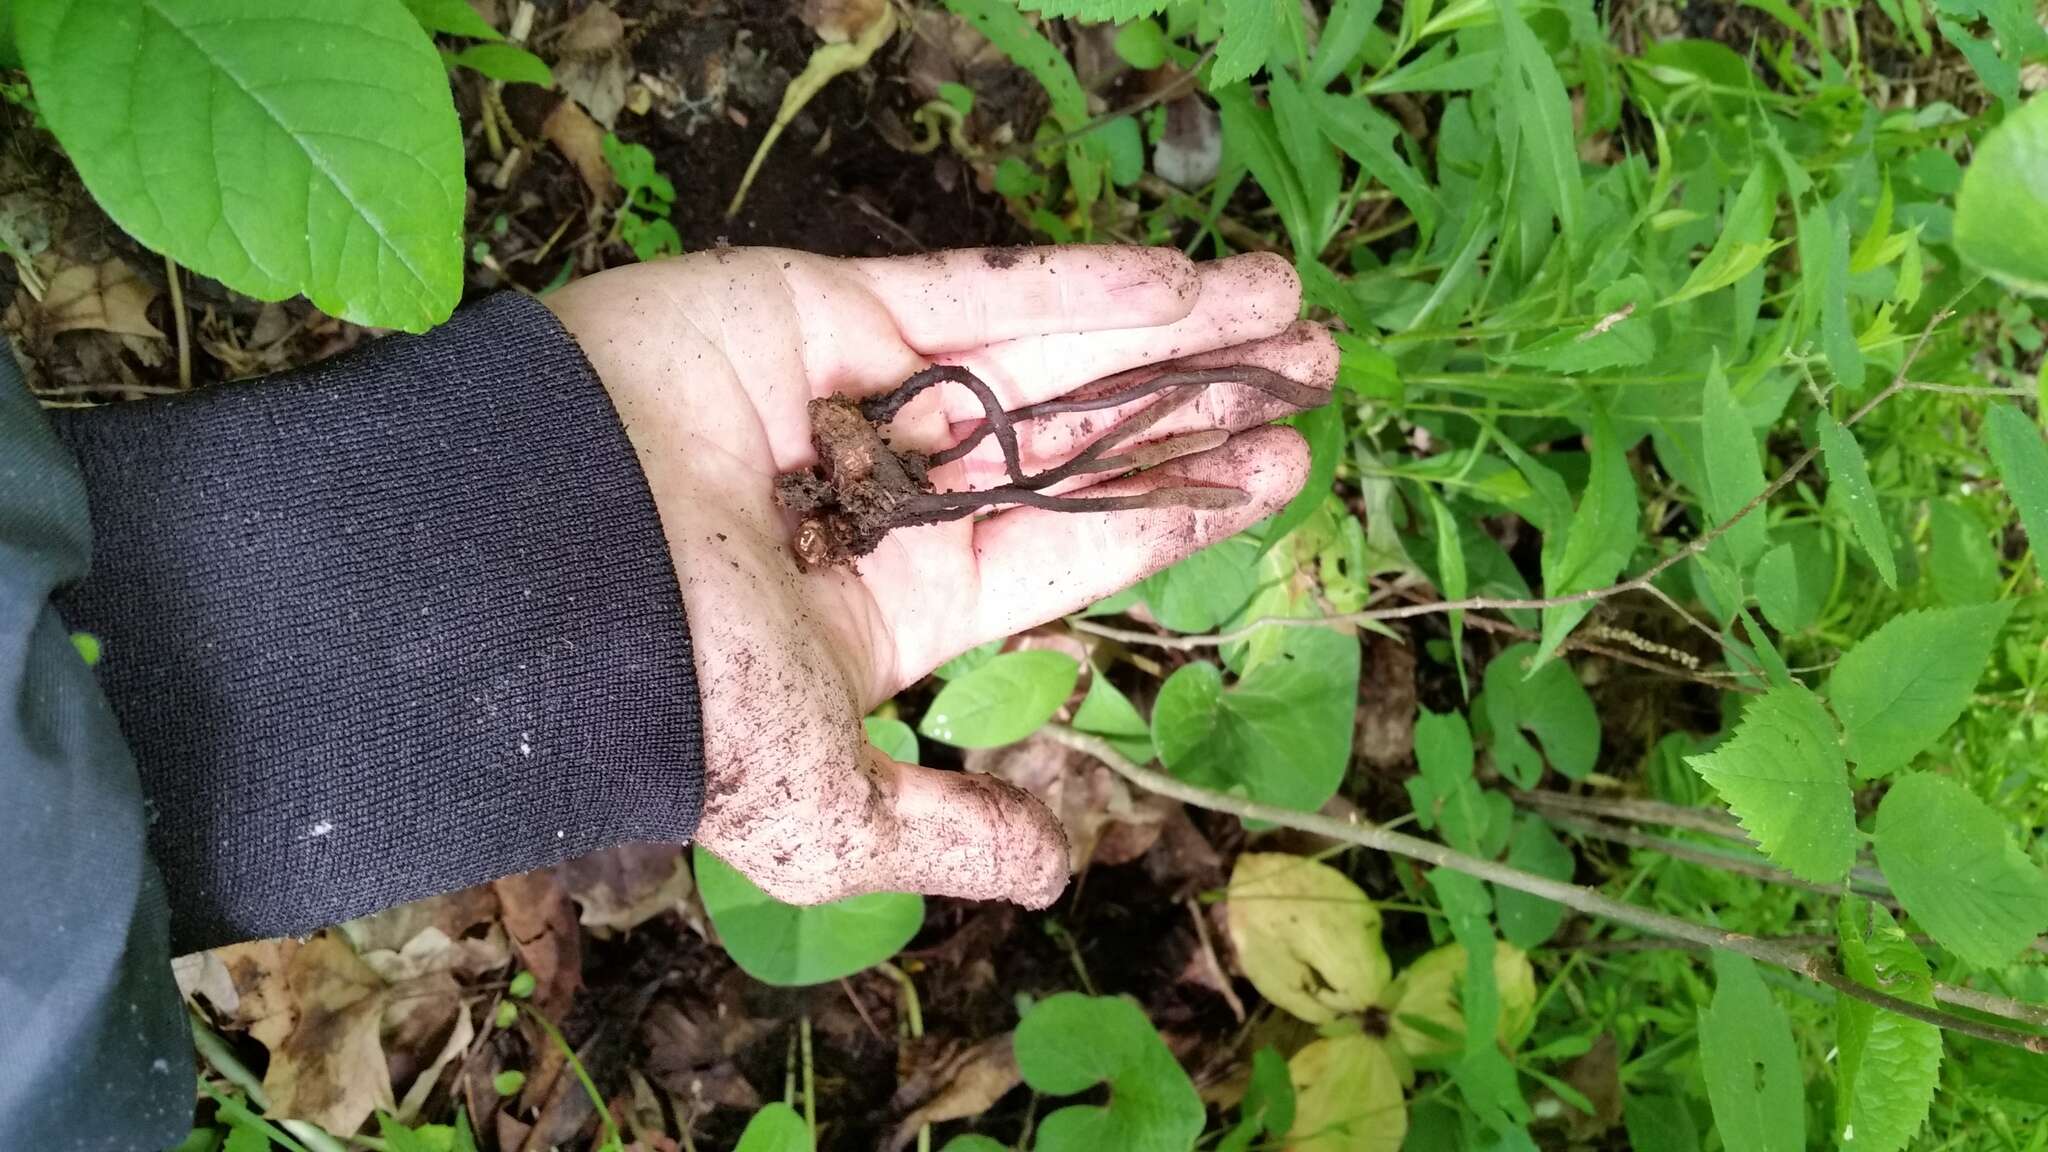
[42,259,165,340]
[559,842,694,936]
[971,734,1164,870]
[495,868,582,1020]
[552,1,630,127]
[803,0,889,44]
[396,1000,475,1123]
[543,98,618,209]
[262,933,396,1135]
[885,1035,1021,1152]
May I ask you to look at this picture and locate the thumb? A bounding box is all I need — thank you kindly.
[866,745,1072,908]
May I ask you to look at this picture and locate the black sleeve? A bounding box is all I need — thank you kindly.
[1,352,191,1150]
[50,292,706,956]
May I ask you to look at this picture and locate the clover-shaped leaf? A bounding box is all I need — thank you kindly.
[1013,993,1204,1152]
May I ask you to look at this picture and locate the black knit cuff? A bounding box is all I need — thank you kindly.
[52,293,704,953]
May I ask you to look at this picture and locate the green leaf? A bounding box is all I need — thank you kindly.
[1424,489,1469,692]
[1700,358,1770,570]
[919,651,1079,748]
[1666,165,1782,305]
[1305,0,1381,90]
[1835,897,1941,1152]
[1218,1047,1295,1152]
[1953,92,2048,294]
[1309,91,1441,248]
[693,848,923,985]
[1754,525,1831,633]
[1426,872,1531,1134]
[1226,852,1390,1023]
[223,1124,266,1152]
[404,0,500,39]
[1798,202,1863,388]
[1926,500,2001,605]
[1698,951,1805,1152]
[1284,1034,1407,1152]
[1818,413,1897,588]
[1875,773,2048,967]
[1684,682,1854,884]
[1141,535,1261,632]
[1072,670,1155,767]
[1480,644,1600,785]
[1494,0,1584,247]
[940,1139,1009,1152]
[1112,18,1167,69]
[1152,627,1360,812]
[944,0,1086,128]
[1537,413,1638,662]
[1263,403,1344,550]
[1014,993,1205,1152]
[933,639,1002,681]
[1211,0,1300,87]
[1496,816,1573,949]
[1985,404,2048,550]
[18,0,465,332]
[734,1103,812,1152]
[863,716,919,765]
[446,43,552,86]
[1385,939,1537,1064]
[1829,604,2011,778]
[1015,0,1172,18]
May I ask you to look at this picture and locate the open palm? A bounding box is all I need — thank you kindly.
[544,246,1334,907]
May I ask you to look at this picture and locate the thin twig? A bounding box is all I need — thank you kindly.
[1535,810,1898,908]
[1044,725,2048,1053]
[164,254,191,390]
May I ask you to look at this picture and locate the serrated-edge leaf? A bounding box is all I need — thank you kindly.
[1875,773,2048,967]
[1685,682,1854,884]
[1829,603,2012,779]
[1985,404,2048,549]
[1818,413,1897,588]
[944,0,1087,128]
[1835,897,1941,1152]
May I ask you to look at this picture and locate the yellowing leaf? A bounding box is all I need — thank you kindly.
[1383,941,1536,1063]
[1285,1033,1407,1152]
[1226,853,1389,1024]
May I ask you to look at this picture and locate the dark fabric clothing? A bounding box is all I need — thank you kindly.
[2,293,706,1150]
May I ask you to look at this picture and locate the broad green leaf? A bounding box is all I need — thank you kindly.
[1798,202,1863,389]
[1367,39,1500,94]
[1425,490,1470,691]
[1754,526,1832,633]
[1875,773,2048,967]
[1623,1095,1701,1152]
[919,651,1078,748]
[1285,1034,1406,1152]
[863,716,919,765]
[1410,709,1506,854]
[1698,951,1805,1152]
[1481,644,1600,786]
[1226,853,1390,1024]
[1818,414,1897,588]
[1111,18,1167,70]
[1216,85,1314,258]
[940,1139,1008,1152]
[1152,627,1360,812]
[944,0,1086,128]
[446,43,552,87]
[1498,278,1656,374]
[1985,404,2048,549]
[1829,603,2011,778]
[1016,0,1172,17]
[1218,1047,1295,1152]
[1384,940,1537,1063]
[1267,69,1341,253]
[1926,500,2000,605]
[1685,683,1854,884]
[933,639,1002,681]
[1072,670,1154,767]
[1263,403,1345,550]
[734,1103,812,1152]
[1014,993,1204,1152]
[1141,535,1262,632]
[1305,0,1381,90]
[1953,92,2048,294]
[694,848,922,986]
[1493,0,1583,246]
[1496,816,1573,949]
[1666,165,1782,304]
[17,0,465,331]
[1835,897,1941,1152]
[1701,358,1770,570]
[1538,414,1638,662]
[404,0,501,39]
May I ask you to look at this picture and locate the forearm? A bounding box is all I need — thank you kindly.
[50,293,706,953]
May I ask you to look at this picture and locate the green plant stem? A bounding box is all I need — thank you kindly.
[800,1011,816,1141]
[1043,725,2048,1053]
[190,1012,267,1108]
[519,1003,624,1150]
[876,962,930,1152]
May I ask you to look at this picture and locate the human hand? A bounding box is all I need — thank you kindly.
[544,246,1335,908]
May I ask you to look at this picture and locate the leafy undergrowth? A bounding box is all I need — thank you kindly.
[11,0,2048,1150]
